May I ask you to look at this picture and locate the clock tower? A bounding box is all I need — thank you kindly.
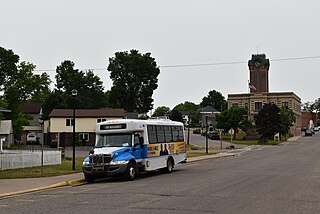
[248,54,270,93]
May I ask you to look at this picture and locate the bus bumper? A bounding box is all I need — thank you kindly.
[82,163,128,177]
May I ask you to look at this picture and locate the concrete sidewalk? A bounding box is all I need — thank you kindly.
[0,172,84,198]
[0,152,236,199]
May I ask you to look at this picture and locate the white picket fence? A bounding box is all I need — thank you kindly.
[0,150,61,170]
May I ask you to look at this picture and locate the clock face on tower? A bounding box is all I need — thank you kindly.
[254,60,261,68]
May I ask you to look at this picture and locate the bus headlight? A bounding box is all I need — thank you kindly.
[82,157,91,166]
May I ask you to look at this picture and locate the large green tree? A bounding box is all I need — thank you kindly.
[174,101,200,126]
[0,47,19,90]
[216,107,251,139]
[152,106,171,117]
[255,103,280,143]
[169,109,183,122]
[4,62,51,107]
[30,72,52,103]
[279,107,296,139]
[107,49,160,113]
[42,90,65,119]
[55,60,107,109]
[200,89,227,111]
[0,48,51,137]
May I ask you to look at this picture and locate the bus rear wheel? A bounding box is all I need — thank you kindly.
[162,157,174,173]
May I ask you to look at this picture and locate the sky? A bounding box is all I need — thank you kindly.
[2,0,320,110]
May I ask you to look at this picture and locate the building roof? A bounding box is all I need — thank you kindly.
[20,103,42,114]
[49,108,125,118]
[228,92,301,102]
[199,106,220,114]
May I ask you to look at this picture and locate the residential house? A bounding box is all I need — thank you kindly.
[44,108,125,146]
[180,111,190,126]
[0,120,13,149]
[199,106,220,129]
[20,103,43,144]
[0,107,13,149]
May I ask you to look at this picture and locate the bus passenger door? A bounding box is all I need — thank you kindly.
[132,134,144,160]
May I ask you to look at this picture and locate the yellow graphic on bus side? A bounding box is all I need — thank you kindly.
[147,142,186,157]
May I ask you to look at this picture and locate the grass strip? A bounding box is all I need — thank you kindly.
[0,157,84,179]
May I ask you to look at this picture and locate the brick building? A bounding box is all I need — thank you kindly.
[301,112,318,130]
[228,54,302,136]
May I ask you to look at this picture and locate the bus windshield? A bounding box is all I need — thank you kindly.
[96,133,132,147]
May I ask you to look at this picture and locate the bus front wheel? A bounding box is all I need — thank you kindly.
[125,162,137,181]
[84,174,96,183]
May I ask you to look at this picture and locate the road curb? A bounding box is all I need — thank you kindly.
[0,179,86,199]
[187,153,236,163]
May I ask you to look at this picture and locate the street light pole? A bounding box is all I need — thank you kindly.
[72,89,77,170]
[205,114,208,154]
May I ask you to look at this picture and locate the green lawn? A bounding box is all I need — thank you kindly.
[0,157,84,179]
[221,133,285,146]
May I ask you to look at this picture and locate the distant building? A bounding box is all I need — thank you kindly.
[20,103,43,144]
[44,108,125,146]
[199,106,220,129]
[0,107,13,148]
[228,54,301,136]
[301,112,318,130]
[179,111,190,126]
[0,120,13,148]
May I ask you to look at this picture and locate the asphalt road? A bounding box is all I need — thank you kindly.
[1,133,320,213]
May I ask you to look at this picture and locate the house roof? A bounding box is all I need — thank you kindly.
[49,108,125,118]
[179,111,190,116]
[199,106,220,114]
[20,103,42,114]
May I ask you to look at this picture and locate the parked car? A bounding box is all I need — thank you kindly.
[314,127,319,132]
[26,132,38,144]
[193,129,201,134]
[305,129,313,136]
[208,132,220,140]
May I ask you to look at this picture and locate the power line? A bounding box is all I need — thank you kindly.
[34,55,320,72]
[159,61,247,68]
[270,55,320,62]
[160,55,320,68]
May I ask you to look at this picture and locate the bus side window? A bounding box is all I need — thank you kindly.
[178,126,184,141]
[164,126,172,142]
[172,126,179,142]
[157,126,165,143]
[147,125,157,144]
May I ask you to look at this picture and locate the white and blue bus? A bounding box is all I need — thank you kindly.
[82,118,186,182]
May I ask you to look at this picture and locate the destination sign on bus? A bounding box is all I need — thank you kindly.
[100,124,127,130]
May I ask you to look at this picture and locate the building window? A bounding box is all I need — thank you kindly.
[232,103,239,108]
[244,103,248,109]
[66,118,74,126]
[282,102,289,109]
[255,102,263,111]
[97,118,107,123]
[79,133,89,141]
